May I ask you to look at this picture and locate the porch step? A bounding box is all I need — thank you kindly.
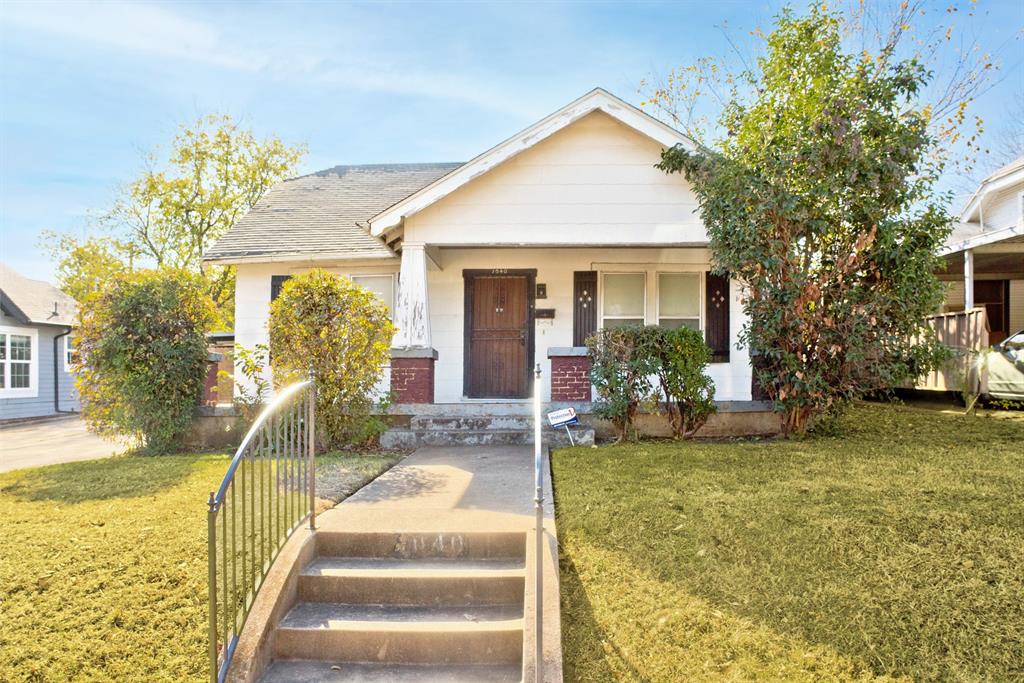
[273,602,524,663]
[298,557,525,605]
[260,660,523,683]
[256,530,527,682]
[381,416,594,449]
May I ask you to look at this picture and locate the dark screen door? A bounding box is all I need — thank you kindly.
[467,275,530,398]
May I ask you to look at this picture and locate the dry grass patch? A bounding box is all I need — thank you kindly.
[0,451,400,682]
[553,403,1024,682]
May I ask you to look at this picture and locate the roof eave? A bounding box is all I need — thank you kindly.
[960,166,1024,222]
[204,251,400,267]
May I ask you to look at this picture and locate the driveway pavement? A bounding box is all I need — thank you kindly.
[0,416,127,474]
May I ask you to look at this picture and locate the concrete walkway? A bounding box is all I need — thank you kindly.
[320,446,562,682]
[0,416,127,474]
[234,446,563,682]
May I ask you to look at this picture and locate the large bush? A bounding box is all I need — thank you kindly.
[587,326,657,442]
[76,269,214,453]
[268,269,395,448]
[658,5,953,435]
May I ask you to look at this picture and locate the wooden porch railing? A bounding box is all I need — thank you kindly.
[913,308,990,392]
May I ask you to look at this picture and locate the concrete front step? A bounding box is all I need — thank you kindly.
[316,531,526,561]
[298,557,525,605]
[381,426,594,449]
[274,602,524,664]
[260,661,523,683]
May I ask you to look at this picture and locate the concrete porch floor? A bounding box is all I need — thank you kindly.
[318,446,563,682]
[233,446,563,683]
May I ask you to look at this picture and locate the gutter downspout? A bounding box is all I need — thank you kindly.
[53,327,75,414]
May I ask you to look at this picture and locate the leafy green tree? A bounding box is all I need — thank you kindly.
[76,269,215,453]
[268,269,396,449]
[48,114,305,326]
[45,234,139,303]
[658,4,953,434]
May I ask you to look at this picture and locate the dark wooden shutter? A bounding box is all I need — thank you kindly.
[705,272,730,363]
[573,271,597,346]
[270,275,292,302]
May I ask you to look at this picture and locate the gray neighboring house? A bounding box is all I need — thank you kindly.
[0,263,80,421]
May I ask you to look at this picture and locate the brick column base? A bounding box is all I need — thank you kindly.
[390,349,438,404]
[548,348,591,402]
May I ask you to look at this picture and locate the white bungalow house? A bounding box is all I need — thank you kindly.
[205,88,762,437]
[938,157,1024,342]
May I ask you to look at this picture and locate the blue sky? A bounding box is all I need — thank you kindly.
[1,0,1022,282]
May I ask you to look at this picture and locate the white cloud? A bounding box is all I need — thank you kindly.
[1,0,264,71]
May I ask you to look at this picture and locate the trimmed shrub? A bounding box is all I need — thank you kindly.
[650,326,717,438]
[76,269,214,453]
[587,325,717,441]
[268,269,395,449]
[586,326,657,442]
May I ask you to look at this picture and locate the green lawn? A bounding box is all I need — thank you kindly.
[553,403,1024,682]
[0,451,399,682]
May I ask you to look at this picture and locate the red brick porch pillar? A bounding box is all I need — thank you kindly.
[390,348,438,404]
[547,347,592,402]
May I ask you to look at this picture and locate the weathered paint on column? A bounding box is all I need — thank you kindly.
[964,248,974,311]
[393,242,432,349]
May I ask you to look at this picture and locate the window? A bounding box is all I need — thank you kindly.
[351,274,396,315]
[64,334,79,373]
[658,273,701,330]
[0,327,38,398]
[601,273,645,328]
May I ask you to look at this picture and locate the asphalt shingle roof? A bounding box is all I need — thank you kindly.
[0,262,77,326]
[204,163,463,261]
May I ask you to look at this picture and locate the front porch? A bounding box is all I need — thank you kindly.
[386,245,755,407]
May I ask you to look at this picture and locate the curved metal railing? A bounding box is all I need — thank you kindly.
[207,380,316,683]
[532,364,544,683]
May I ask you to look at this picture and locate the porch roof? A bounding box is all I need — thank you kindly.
[204,163,462,264]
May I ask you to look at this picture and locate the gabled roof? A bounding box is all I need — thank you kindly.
[368,87,695,236]
[0,263,77,326]
[204,163,462,264]
[960,156,1024,223]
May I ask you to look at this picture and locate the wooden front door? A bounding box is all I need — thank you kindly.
[465,271,535,398]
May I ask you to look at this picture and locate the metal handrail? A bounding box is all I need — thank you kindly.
[532,364,543,683]
[207,379,316,683]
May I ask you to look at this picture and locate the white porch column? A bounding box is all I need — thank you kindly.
[964,248,974,310]
[392,242,431,349]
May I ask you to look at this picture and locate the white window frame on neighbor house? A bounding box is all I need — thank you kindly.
[350,273,397,317]
[0,326,39,398]
[63,334,78,373]
[599,268,705,331]
[599,272,647,328]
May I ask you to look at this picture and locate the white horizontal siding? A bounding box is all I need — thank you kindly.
[404,111,706,246]
[1010,279,1024,332]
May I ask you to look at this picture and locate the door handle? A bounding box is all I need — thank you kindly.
[520,330,526,346]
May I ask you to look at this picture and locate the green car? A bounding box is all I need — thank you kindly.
[985,330,1024,401]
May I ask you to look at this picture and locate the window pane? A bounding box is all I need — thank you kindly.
[659,318,700,331]
[11,362,29,388]
[0,334,6,360]
[10,335,30,361]
[351,275,395,314]
[659,273,700,318]
[602,274,645,317]
[604,318,645,329]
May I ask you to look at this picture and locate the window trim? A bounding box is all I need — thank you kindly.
[0,325,39,399]
[349,272,398,316]
[63,334,78,373]
[599,271,647,328]
[655,271,703,331]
